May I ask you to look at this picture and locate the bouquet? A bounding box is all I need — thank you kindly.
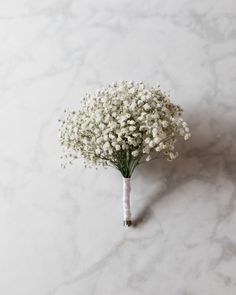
[59,81,190,226]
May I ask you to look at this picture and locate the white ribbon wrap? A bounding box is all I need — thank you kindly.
[123,178,131,221]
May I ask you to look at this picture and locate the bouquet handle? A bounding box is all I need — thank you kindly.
[123,178,132,226]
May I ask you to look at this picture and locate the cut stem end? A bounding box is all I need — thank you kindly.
[123,220,132,227]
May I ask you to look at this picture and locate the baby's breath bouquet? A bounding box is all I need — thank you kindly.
[59,81,190,226]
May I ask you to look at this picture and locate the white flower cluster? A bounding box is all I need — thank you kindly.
[59,81,190,177]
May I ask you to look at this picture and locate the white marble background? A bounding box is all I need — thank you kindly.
[0,0,236,294]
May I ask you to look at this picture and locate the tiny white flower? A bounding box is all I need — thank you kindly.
[143,146,150,154]
[145,137,151,144]
[162,120,168,128]
[114,144,120,151]
[140,95,146,101]
[146,155,151,161]
[143,103,150,111]
[149,140,155,148]
[152,128,158,137]
[130,102,136,110]
[129,126,136,132]
[99,123,105,130]
[184,133,191,140]
[139,84,144,91]
[103,134,108,141]
[128,120,135,125]
[169,152,175,160]
[155,144,164,152]
[103,142,110,151]
[129,88,135,94]
[131,150,139,157]
[95,148,101,155]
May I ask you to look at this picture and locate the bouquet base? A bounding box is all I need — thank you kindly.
[123,220,132,227]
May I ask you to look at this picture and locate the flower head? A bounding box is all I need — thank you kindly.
[59,81,191,176]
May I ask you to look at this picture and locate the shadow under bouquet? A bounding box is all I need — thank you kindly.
[59,81,191,226]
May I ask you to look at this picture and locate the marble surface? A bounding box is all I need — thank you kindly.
[0,0,236,294]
